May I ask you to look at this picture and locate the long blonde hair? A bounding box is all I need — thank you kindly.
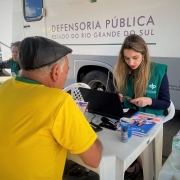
[114,34,151,98]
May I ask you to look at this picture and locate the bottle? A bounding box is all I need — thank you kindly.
[171,130,180,171]
[11,69,16,77]
[120,127,128,143]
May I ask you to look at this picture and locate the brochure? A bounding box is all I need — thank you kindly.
[76,101,89,114]
[130,112,163,137]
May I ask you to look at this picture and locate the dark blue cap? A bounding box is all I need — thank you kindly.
[19,36,72,70]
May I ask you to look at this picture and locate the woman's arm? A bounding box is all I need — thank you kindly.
[149,73,170,110]
[130,74,170,110]
[0,60,11,69]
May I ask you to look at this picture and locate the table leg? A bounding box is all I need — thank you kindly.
[153,126,163,180]
[141,142,154,180]
[67,153,126,180]
[99,156,125,180]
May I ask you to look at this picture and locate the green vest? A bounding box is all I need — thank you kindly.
[123,62,168,116]
[10,58,20,75]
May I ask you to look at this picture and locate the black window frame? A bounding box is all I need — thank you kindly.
[23,0,44,22]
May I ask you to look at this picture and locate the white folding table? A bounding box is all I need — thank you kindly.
[67,112,163,180]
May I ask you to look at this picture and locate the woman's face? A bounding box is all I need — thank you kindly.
[11,46,19,61]
[123,49,143,70]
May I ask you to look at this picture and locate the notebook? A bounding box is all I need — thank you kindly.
[79,87,124,120]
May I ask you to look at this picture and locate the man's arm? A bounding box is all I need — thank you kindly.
[78,138,102,168]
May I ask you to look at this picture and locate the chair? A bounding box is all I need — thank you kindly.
[163,100,175,123]
[2,69,11,76]
[63,83,91,173]
[63,82,91,101]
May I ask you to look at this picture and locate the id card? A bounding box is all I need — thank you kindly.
[123,96,132,101]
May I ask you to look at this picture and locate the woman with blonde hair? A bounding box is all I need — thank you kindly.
[114,34,170,178]
[114,34,170,116]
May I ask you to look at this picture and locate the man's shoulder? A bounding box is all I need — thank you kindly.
[44,87,69,96]
[45,88,73,102]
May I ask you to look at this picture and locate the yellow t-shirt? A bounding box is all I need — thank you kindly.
[0,77,97,180]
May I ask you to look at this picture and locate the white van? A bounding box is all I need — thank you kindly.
[12,0,180,109]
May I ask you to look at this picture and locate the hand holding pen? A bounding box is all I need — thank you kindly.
[118,94,132,102]
[119,94,152,107]
[130,97,152,107]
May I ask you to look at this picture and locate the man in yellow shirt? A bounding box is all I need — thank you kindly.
[0,36,102,179]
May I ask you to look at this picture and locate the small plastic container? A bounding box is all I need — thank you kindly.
[119,117,134,138]
[120,127,128,143]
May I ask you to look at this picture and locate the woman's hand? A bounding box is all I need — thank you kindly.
[130,97,152,107]
[118,94,124,102]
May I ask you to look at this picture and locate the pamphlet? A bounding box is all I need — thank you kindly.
[76,101,89,114]
[130,112,163,137]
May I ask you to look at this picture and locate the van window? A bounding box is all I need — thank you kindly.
[23,0,43,22]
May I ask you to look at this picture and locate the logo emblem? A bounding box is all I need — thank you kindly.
[149,83,156,89]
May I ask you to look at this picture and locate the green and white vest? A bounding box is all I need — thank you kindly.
[123,62,168,116]
[10,58,20,75]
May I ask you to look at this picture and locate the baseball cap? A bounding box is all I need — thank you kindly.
[19,36,72,70]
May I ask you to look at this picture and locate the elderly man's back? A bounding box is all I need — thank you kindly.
[0,36,102,179]
[0,36,102,180]
[0,73,98,179]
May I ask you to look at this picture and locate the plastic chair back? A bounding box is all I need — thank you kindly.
[63,83,90,101]
[163,100,175,123]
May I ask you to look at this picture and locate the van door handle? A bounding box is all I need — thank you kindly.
[24,25,30,28]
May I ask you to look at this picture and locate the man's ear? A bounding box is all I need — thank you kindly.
[51,63,60,82]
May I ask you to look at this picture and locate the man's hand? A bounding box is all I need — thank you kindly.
[119,94,124,102]
[130,97,152,107]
